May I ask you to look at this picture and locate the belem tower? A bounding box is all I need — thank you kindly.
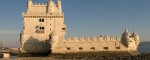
[20,0,140,54]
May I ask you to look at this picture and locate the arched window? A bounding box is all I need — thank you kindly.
[35,26,45,34]
[39,18,44,22]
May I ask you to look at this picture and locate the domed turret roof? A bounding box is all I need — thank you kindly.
[122,28,131,36]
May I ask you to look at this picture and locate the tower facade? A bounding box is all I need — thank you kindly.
[21,0,66,53]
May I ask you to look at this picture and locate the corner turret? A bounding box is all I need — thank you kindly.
[131,31,140,46]
[56,0,62,14]
[122,28,131,40]
[121,28,140,51]
[47,0,55,13]
[27,0,32,9]
[121,28,131,47]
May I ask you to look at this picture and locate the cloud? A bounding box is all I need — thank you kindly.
[0,30,20,35]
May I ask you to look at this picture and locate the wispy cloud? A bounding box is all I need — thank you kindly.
[0,30,20,35]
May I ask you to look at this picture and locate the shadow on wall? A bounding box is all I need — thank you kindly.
[121,37,128,48]
[23,36,51,53]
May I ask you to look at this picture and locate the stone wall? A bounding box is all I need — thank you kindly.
[51,36,129,54]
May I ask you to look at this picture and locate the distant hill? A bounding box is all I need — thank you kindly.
[138,42,150,53]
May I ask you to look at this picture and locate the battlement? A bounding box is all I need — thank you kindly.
[63,36,121,42]
[25,0,63,16]
[22,12,64,18]
[32,3,47,6]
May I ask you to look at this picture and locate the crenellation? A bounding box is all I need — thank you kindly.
[64,36,124,42]
[110,37,113,40]
[111,37,116,41]
[73,37,78,41]
[106,35,110,40]
[32,3,47,6]
[107,36,113,41]
[38,3,40,5]
[32,4,47,7]
[79,37,85,41]
[34,3,38,5]
[103,36,106,40]
[90,37,96,41]
[22,15,64,18]
[86,37,90,41]
[70,37,74,40]
[23,12,64,16]
[98,37,102,41]
[115,37,120,41]
[65,38,69,41]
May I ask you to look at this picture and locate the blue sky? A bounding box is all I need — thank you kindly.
[0,0,150,47]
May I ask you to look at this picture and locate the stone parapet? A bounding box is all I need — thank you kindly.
[32,3,47,6]
[64,36,121,42]
[22,12,64,17]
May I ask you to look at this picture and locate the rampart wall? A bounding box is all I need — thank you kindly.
[52,36,129,54]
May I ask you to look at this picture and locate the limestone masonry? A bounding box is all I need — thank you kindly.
[20,0,140,54]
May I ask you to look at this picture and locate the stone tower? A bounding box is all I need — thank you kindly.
[20,0,140,55]
[20,0,66,53]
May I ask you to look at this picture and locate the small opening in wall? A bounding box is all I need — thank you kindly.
[130,41,132,42]
[62,28,65,30]
[35,26,45,34]
[66,47,71,50]
[39,27,44,30]
[36,30,44,34]
[116,47,120,49]
[104,47,108,50]
[49,36,51,40]
[35,26,39,30]
[42,27,44,29]
[42,31,44,33]
[39,19,41,22]
[79,47,83,50]
[39,18,44,22]
[91,47,95,50]
[42,19,44,22]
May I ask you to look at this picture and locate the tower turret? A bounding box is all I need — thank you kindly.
[122,28,130,38]
[121,28,131,47]
[131,30,136,37]
[27,0,32,9]
[56,0,62,14]
[47,0,55,13]
[131,31,140,46]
